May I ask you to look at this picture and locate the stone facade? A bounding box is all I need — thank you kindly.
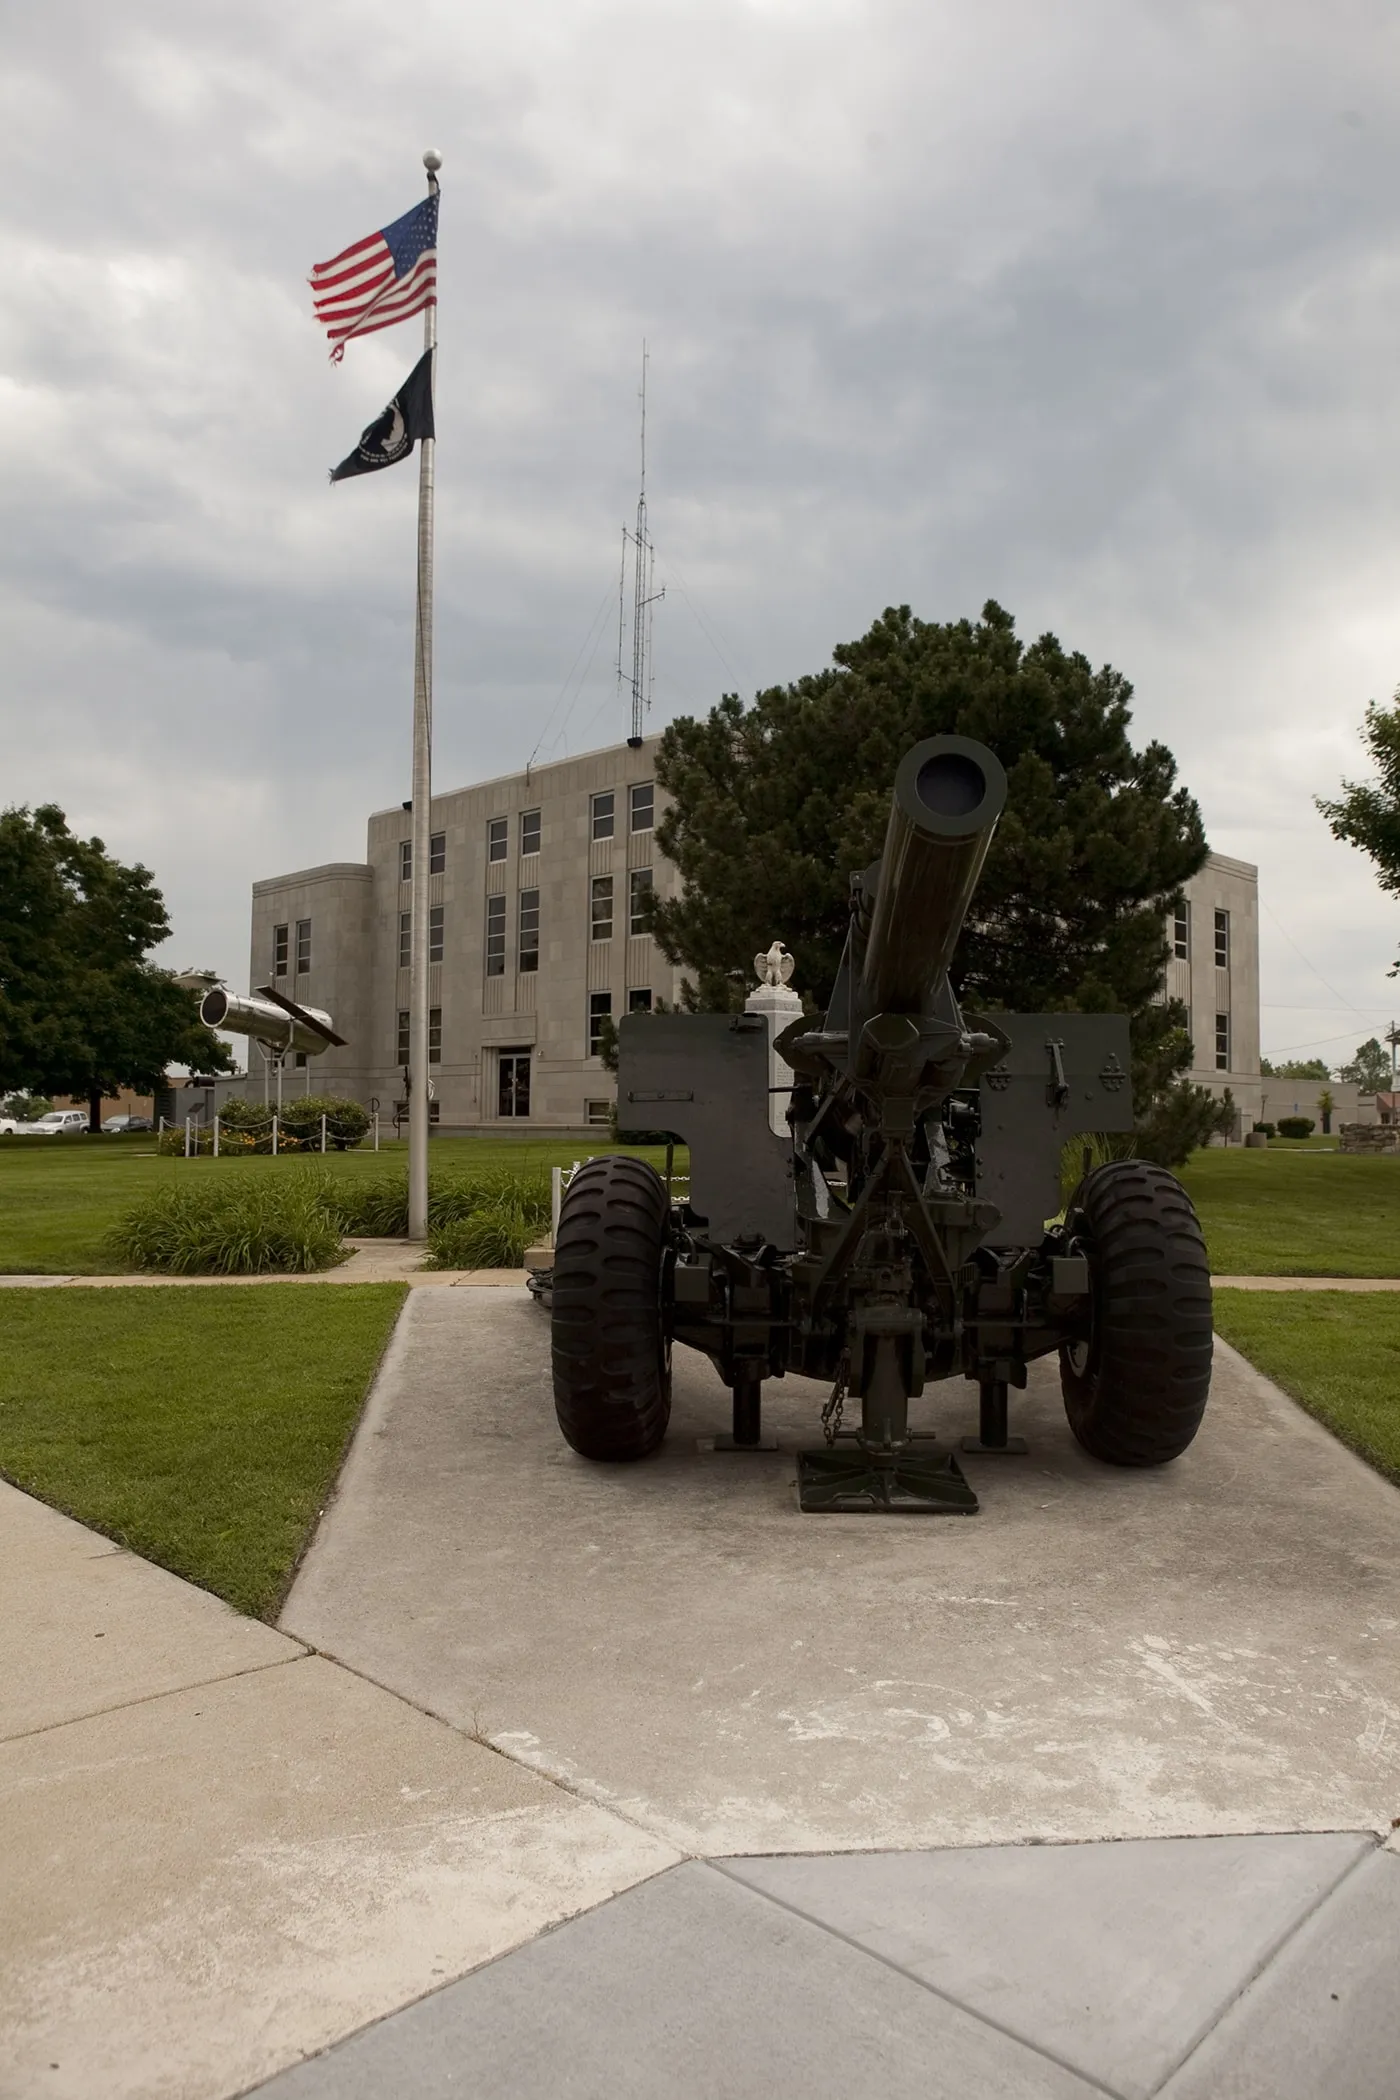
[244,740,1262,1135]
[247,738,684,1131]
[1163,852,1262,1134]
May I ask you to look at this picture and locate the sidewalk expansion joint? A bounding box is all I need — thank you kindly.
[706,1858,1125,2099]
[276,1636,699,1854]
[1142,1835,1386,2096]
[2,1648,312,1747]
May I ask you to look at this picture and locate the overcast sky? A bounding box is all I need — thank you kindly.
[3,0,1399,1069]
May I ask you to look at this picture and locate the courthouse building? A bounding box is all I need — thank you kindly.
[243,736,1261,1133]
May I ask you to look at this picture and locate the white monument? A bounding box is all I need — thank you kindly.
[745,942,803,1138]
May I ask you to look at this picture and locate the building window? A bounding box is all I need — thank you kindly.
[430,831,445,875]
[273,924,288,978]
[591,874,614,941]
[591,790,615,841]
[588,991,612,1057]
[294,1052,307,1069]
[630,782,654,832]
[629,868,654,935]
[498,1048,531,1119]
[488,816,508,862]
[1214,909,1229,969]
[585,1098,612,1127]
[396,1008,442,1063]
[429,905,444,964]
[1215,1012,1230,1070]
[295,919,311,974]
[521,809,541,857]
[485,894,506,977]
[1173,903,1189,960]
[399,840,412,883]
[519,888,539,972]
[628,988,652,1013]
[399,911,411,969]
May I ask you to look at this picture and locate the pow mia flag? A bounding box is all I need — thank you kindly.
[330,350,435,482]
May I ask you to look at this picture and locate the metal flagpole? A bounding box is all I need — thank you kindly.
[408,147,441,1240]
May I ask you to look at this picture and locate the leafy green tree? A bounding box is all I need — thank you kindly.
[653,601,1217,1163]
[0,805,232,1129]
[1317,694,1400,973]
[1260,1057,1332,1080]
[1336,1038,1391,1091]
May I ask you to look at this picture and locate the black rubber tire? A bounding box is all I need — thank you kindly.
[551,1154,672,1461]
[1059,1160,1212,1466]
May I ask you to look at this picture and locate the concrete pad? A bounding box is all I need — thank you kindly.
[0,1479,299,1740]
[1,1652,679,2100]
[249,1859,1104,2100]
[284,1294,1400,1855]
[723,1832,1373,2099]
[1160,1848,1400,2099]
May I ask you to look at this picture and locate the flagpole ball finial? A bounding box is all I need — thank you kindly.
[423,148,443,172]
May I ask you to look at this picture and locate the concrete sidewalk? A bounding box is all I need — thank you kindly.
[0,1478,677,2100]
[5,1286,1400,2099]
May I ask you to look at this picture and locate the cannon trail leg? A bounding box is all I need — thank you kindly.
[961,1377,1029,1456]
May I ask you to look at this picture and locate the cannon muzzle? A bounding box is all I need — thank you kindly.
[859,734,1008,1014]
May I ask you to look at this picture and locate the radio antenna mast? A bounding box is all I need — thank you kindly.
[619,343,664,748]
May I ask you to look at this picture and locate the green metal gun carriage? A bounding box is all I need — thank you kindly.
[550,735,1212,1513]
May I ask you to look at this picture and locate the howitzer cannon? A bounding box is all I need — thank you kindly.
[551,736,1213,1513]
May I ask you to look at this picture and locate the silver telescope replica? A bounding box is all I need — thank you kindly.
[199,985,345,1057]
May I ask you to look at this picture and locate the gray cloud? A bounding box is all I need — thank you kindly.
[3,0,1399,1061]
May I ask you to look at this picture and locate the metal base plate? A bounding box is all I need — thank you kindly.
[699,1434,781,1452]
[959,1436,1029,1455]
[797,1447,980,1515]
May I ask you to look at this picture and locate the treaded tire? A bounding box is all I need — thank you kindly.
[552,1155,672,1461]
[1059,1160,1212,1466]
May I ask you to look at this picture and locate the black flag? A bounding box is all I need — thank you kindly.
[330,350,435,482]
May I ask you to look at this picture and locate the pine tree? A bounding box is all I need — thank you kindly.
[652,601,1219,1163]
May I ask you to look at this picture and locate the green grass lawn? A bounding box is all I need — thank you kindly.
[1214,1290,1400,1486]
[0,1131,671,1273]
[1178,1147,1400,1277]
[0,1283,405,1616]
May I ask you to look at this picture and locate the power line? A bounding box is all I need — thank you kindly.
[526,577,617,772]
[1260,897,1380,1027]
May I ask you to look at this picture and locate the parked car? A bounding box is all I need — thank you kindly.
[18,1110,90,1136]
[0,1117,23,1136]
[102,1115,153,1134]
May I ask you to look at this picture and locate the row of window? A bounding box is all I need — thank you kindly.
[1172,903,1231,970]
[396,872,655,979]
[397,783,655,879]
[272,920,311,977]
[390,992,652,1073]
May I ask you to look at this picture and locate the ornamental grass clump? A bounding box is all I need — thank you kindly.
[110,1173,345,1275]
[424,1172,551,1269]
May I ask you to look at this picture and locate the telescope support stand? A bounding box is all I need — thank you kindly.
[796,1443,978,1514]
[960,1377,1029,1456]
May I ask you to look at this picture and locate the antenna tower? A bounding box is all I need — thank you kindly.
[618,343,665,748]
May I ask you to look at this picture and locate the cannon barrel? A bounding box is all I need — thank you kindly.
[199,987,335,1057]
[858,734,1008,1015]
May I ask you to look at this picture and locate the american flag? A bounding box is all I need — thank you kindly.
[309,194,438,362]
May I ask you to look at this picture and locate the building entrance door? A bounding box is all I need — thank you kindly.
[498,1050,532,1119]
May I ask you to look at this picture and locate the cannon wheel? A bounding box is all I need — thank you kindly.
[552,1155,672,1461]
[1059,1160,1212,1466]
